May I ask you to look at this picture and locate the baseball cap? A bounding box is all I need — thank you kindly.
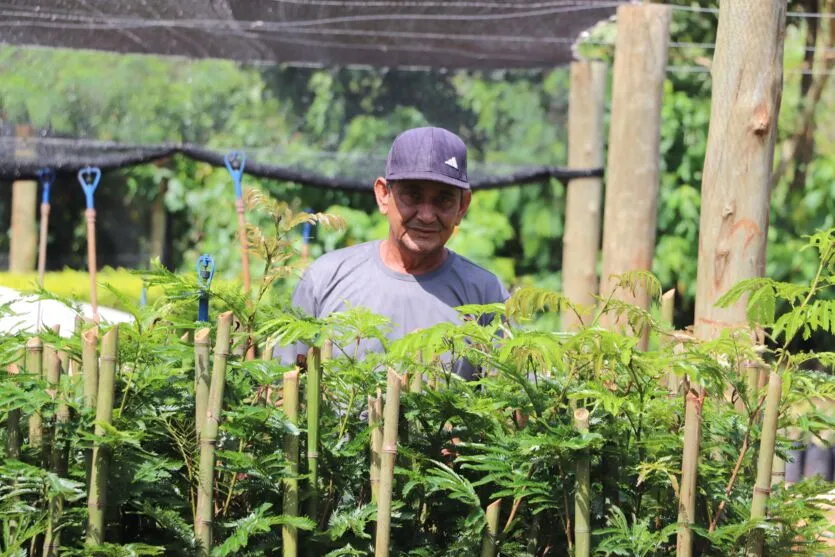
[385,126,469,190]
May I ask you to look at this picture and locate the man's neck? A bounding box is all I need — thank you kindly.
[379,238,448,275]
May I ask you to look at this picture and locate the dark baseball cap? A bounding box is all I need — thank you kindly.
[385,126,469,190]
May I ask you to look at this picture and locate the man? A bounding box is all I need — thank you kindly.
[278,126,509,378]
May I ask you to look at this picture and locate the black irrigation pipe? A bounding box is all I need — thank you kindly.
[1,141,604,191]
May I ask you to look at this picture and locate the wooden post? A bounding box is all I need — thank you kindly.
[561,60,607,331]
[10,125,37,273]
[599,3,671,348]
[693,0,786,341]
[679,3,786,557]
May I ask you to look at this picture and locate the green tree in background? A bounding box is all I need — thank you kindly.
[0,0,833,336]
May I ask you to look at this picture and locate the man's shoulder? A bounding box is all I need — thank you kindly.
[305,241,377,277]
[449,251,510,301]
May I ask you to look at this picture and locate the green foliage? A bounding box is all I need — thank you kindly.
[0,203,834,556]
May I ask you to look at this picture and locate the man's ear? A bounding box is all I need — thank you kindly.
[374,177,391,214]
[456,190,472,224]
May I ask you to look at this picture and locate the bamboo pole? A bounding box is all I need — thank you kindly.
[661,289,675,328]
[283,370,300,557]
[747,370,782,556]
[410,356,423,394]
[770,442,786,489]
[306,346,321,521]
[561,60,607,331]
[55,351,70,478]
[195,312,233,556]
[599,3,671,348]
[43,347,67,557]
[574,408,591,557]
[369,390,382,503]
[26,337,44,450]
[86,326,119,546]
[82,329,99,411]
[661,290,680,394]
[194,328,211,439]
[676,388,704,557]
[480,499,502,557]
[7,361,22,459]
[374,369,401,557]
[321,339,333,362]
[41,338,59,469]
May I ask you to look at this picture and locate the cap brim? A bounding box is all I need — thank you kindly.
[386,171,470,190]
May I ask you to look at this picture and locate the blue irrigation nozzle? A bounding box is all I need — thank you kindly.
[196,254,215,322]
[224,151,247,201]
[302,207,313,244]
[77,166,101,210]
[36,168,55,205]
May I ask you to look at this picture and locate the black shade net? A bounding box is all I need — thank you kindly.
[0,0,619,189]
[1,0,623,70]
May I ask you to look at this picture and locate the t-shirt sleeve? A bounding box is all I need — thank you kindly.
[273,269,318,364]
[291,268,318,318]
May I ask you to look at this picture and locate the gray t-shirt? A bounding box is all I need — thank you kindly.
[275,240,510,378]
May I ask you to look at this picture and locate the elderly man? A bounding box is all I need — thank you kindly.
[278,126,509,377]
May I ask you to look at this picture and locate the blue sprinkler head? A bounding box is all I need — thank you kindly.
[197,254,215,290]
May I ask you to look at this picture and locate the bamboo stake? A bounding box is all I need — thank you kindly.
[195,312,233,556]
[194,328,211,439]
[410,366,423,394]
[574,408,591,557]
[56,351,70,476]
[661,289,675,326]
[43,347,67,557]
[82,329,99,411]
[480,499,502,557]
[86,326,119,546]
[676,387,704,557]
[770,444,786,489]
[661,289,679,393]
[307,347,321,521]
[746,370,782,557]
[7,361,22,459]
[321,339,333,362]
[369,390,382,503]
[42,337,59,469]
[26,337,44,450]
[283,369,300,557]
[374,369,401,557]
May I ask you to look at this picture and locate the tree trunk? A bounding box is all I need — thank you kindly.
[599,3,671,348]
[561,60,606,331]
[682,3,787,557]
[694,0,786,340]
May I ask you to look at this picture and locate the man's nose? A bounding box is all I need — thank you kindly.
[415,202,437,223]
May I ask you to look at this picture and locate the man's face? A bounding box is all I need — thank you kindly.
[374,179,471,256]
